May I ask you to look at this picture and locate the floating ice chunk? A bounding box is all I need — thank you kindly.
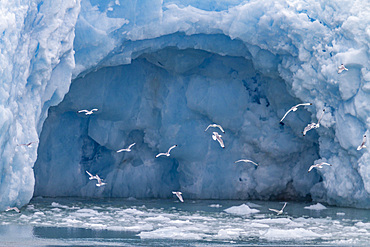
[224,204,260,215]
[145,215,171,222]
[138,226,204,240]
[123,224,154,232]
[121,208,145,215]
[355,222,370,228]
[304,203,327,210]
[262,228,322,240]
[250,222,269,228]
[208,204,222,208]
[215,228,243,240]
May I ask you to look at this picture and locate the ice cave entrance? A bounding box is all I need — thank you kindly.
[34,45,321,201]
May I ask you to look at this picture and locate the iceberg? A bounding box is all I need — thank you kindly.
[224,204,260,215]
[304,203,327,210]
[0,0,369,209]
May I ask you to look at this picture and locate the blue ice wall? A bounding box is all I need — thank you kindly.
[1,0,370,209]
[34,49,320,200]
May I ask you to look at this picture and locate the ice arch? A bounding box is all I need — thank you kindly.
[34,40,321,200]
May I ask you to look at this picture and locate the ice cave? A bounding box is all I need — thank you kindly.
[1,0,369,210]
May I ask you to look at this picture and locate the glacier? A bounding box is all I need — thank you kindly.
[0,0,370,209]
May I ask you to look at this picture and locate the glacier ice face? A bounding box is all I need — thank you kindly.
[0,0,80,210]
[1,0,370,209]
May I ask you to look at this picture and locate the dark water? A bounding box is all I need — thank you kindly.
[0,197,369,246]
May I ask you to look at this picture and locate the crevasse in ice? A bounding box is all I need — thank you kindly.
[1,0,369,209]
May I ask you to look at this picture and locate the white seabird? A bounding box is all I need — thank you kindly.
[308,162,332,173]
[357,134,367,150]
[17,141,38,147]
[78,108,98,115]
[5,206,20,213]
[156,145,177,158]
[269,202,287,215]
[338,64,348,74]
[117,143,136,153]
[280,103,313,123]
[172,191,184,202]
[235,159,259,167]
[205,124,225,133]
[86,170,98,180]
[212,132,225,148]
[303,123,317,136]
[95,175,106,187]
[303,109,325,136]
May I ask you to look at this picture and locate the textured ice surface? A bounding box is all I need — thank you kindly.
[0,198,369,246]
[1,0,370,209]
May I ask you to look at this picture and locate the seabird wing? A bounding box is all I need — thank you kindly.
[116,149,126,153]
[172,192,183,202]
[168,145,177,154]
[216,135,225,148]
[281,202,287,211]
[86,171,93,177]
[296,103,313,107]
[321,162,332,167]
[156,153,166,158]
[128,143,136,149]
[303,124,312,136]
[317,109,325,125]
[280,108,293,122]
[177,194,184,202]
[216,125,225,133]
[269,208,280,214]
[78,110,88,113]
[91,109,98,112]
[245,160,259,166]
[358,135,367,150]
[308,165,315,172]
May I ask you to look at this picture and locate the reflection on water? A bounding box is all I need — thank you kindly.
[0,197,369,246]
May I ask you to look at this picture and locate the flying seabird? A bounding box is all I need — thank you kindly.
[117,143,136,153]
[338,64,348,74]
[308,162,332,173]
[5,207,20,213]
[78,109,98,115]
[357,134,367,150]
[205,124,225,133]
[86,170,98,180]
[235,159,259,166]
[212,132,225,148]
[156,145,177,158]
[17,141,38,147]
[303,123,317,136]
[280,103,312,123]
[172,191,184,202]
[303,109,325,136]
[95,175,106,187]
[269,202,287,215]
